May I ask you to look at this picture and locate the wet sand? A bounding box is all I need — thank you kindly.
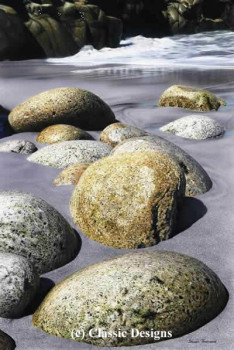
[0,61,233,350]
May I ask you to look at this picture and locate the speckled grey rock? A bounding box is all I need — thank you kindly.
[0,329,15,350]
[160,115,225,140]
[33,251,228,347]
[0,140,37,154]
[27,140,112,169]
[8,87,116,132]
[0,253,39,318]
[37,124,94,144]
[0,192,79,274]
[111,136,212,197]
[70,152,185,249]
[99,122,148,147]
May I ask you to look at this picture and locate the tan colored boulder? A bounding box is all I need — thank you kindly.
[158,85,226,112]
[53,163,90,186]
[70,151,185,249]
[100,122,148,147]
[37,124,94,144]
[8,87,116,132]
[32,251,228,347]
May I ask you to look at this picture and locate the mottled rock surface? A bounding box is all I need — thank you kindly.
[160,115,225,140]
[33,251,228,347]
[0,329,15,350]
[100,122,148,147]
[8,87,116,132]
[0,253,39,318]
[37,124,94,144]
[28,140,112,169]
[158,85,226,112]
[53,163,90,186]
[70,151,185,249]
[111,136,212,197]
[0,140,37,154]
[0,192,79,274]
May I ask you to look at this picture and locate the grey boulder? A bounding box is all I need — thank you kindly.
[0,140,37,154]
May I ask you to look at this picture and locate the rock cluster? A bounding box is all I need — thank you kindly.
[33,251,228,347]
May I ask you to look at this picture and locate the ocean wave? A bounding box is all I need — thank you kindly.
[47,31,234,69]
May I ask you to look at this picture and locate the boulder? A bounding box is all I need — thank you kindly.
[32,251,228,347]
[8,87,116,132]
[0,192,79,274]
[158,85,226,112]
[0,140,37,154]
[70,151,185,249]
[0,252,39,318]
[99,122,148,147]
[111,136,212,197]
[53,163,90,186]
[28,140,112,168]
[0,330,15,350]
[160,115,225,140]
[37,124,94,144]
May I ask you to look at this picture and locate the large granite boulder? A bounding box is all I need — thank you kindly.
[70,151,185,249]
[9,87,116,132]
[0,192,79,274]
[28,140,112,168]
[32,251,228,346]
[0,253,39,318]
[0,330,15,350]
[111,136,212,197]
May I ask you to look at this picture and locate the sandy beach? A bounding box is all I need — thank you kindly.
[0,46,234,349]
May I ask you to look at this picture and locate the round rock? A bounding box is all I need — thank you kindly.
[0,140,37,154]
[160,115,225,140]
[0,192,79,274]
[37,124,94,144]
[99,122,148,147]
[0,329,15,350]
[8,87,116,132]
[32,251,228,347]
[53,163,90,186]
[0,252,39,318]
[27,140,112,169]
[111,136,212,197]
[70,151,185,249]
[158,85,226,112]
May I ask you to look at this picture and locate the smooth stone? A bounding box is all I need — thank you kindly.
[160,115,225,140]
[0,252,39,318]
[70,151,185,249]
[0,329,15,350]
[37,124,94,144]
[0,140,37,154]
[111,136,212,197]
[32,251,228,347]
[28,140,112,169]
[8,87,116,132]
[99,122,148,147]
[0,192,79,274]
[53,163,90,186]
[158,85,226,112]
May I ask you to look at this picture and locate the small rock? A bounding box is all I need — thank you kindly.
[8,87,116,132]
[0,140,37,154]
[37,124,94,144]
[99,122,148,147]
[0,192,79,274]
[70,151,185,249]
[111,136,212,197]
[0,252,39,318]
[28,140,112,169]
[0,329,15,350]
[160,115,225,140]
[54,163,90,186]
[32,251,228,347]
[158,85,226,112]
